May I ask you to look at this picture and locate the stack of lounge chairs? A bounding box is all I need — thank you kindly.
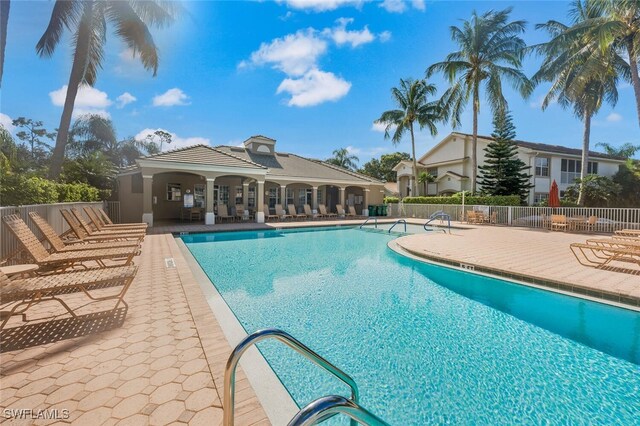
[570,229,640,270]
[0,206,146,330]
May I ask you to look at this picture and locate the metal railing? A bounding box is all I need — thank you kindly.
[289,395,390,426]
[224,329,360,426]
[0,201,108,262]
[388,219,407,234]
[359,217,378,229]
[424,210,451,234]
[387,203,640,233]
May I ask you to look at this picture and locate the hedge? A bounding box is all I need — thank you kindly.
[0,176,104,206]
[383,197,400,204]
[402,195,521,206]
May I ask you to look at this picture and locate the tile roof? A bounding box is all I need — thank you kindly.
[451,132,626,161]
[136,144,266,169]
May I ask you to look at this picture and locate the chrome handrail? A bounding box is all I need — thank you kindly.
[388,219,407,234]
[424,210,451,234]
[223,328,360,426]
[359,217,378,229]
[288,395,390,426]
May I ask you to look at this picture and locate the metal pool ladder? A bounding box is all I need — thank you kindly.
[388,219,407,233]
[223,328,389,426]
[359,217,378,229]
[424,210,451,234]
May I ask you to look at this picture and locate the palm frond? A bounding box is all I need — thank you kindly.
[36,0,82,57]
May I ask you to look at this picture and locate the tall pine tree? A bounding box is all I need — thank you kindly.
[477,111,533,203]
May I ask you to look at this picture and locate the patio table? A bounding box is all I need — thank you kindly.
[567,217,588,231]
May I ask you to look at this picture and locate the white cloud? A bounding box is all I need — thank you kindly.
[411,0,426,11]
[240,29,327,76]
[152,88,190,107]
[324,18,375,48]
[49,84,112,118]
[606,112,622,122]
[277,69,351,107]
[379,31,392,42]
[116,92,137,108]
[0,113,14,134]
[134,128,210,151]
[279,11,294,21]
[371,121,396,133]
[379,0,425,13]
[278,0,365,12]
[346,145,389,158]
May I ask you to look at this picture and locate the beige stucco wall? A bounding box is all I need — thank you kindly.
[117,174,143,223]
[151,172,207,220]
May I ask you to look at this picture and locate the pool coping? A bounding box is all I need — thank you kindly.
[388,239,640,312]
[174,237,300,425]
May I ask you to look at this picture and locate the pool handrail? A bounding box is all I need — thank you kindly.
[359,217,378,229]
[388,219,407,234]
[425,210,451,234]
[223,328,360,426]
[288,395,390,426]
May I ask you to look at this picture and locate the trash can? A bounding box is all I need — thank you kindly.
[381,204,388,216]
[375,205,382,216]
[368,205,375,216]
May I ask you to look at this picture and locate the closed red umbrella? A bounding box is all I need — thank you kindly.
[548,180,560,208]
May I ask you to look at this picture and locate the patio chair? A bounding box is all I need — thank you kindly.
[570,242,640,269]
[336,204,348,218]
[2,215,138,273]
[0,265,137,330]
[217,204,233,222]
[264,205,280,222]
[288,204,306,220]
[61,210,143,243]
[71,208,146,238]
[85,207,147,231]
[578,215,598,233]
[615,229,640,237]
[550,215,568,232]
[29,212,141,253]
[235,205,246,221]
[586,238,640,250]
[466,211,477,224]
[275,204,293,221]
[303,204,317,219]
[347,205,358,218]
[488,211,498,225]
[318,204,337,218]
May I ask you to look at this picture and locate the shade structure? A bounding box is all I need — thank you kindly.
[549,180,560,208]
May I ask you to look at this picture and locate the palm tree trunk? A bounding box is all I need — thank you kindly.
[628,42,640,128]
[471,85,479,194]
[577,111,591,207]
[0,0,9,87]
[410,122,419,197]
[48,5,92,179]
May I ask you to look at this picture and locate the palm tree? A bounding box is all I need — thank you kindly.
[326,148,359,171]
[37,0,179,179]
[0,0,10,87]
[375,78,443,196]
[426,8,532,194]
[532,0,627,205]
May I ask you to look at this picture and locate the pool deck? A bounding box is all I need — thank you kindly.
[2,218,638,425]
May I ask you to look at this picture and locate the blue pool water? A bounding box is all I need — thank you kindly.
[182,227,640,425]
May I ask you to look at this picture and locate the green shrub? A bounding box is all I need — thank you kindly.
[402,195,521,206]
[384,196,400,204]
[0,176,104,206]
[20,176,59,205]
[57,182,102,202]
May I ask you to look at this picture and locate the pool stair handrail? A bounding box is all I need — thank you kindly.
[359,217,378,229]
[224,328,380,426]
[388,219,407,234]
[424,210,451,234]
[288,395,390,426]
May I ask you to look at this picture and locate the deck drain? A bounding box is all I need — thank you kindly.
[165,258,176,268]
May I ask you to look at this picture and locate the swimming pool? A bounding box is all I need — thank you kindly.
[182,227,640,424]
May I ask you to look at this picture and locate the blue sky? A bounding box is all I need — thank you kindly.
[1,0,638,166]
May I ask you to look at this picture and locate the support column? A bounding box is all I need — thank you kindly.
[339,187,345,216]
[363,189,370,217]
[256,181,265,223]
[280,185,287,208]
[312,187,318,211]
[205,178,215,225]
[242,182,249,210]
[142,175,154,226]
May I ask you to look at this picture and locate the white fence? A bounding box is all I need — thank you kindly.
[0,201,121,261]
[387,203,640,233]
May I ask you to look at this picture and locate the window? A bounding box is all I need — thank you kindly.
[194,184,205,208]
[131,174,143,193]
[426,167,438,178]
[219,185,229,205]
[248,186,256,208]
[535,157,549,177]
[286,188,295,206]
[316,188,323,205]
[268,187,279,208]
[298,189,312,206]
[235,186,243,205]
[167,183,181,201]
[561,159,599,183]
[534,192,549,204]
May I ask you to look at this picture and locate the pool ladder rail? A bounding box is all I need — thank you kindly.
[424,210,451,234]
[359,217,378,229]
[388,219,407,234]
[223,328,389,426]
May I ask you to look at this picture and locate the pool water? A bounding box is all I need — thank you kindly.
[182,227,640,425]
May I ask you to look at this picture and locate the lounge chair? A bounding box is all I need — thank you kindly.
[217,204,233,223]
[29,212,141,253]
[61,210,143,243]
[570,242,640,269]
[71,208,146,238]
[347,205,361,218]
[466,211,477,224]
[615,229,640,237]
[85,207,147,231]
[264,205,280,221]
[0,265,137,330]
[275,204,293,221]
[318,204,337,218]
[550,214,568,232]
[288,204,306,220]
[336,204,348,218]
[586,238,640,250]
[2,214,138,272]
[235,205,246,221]
[304,204,319,219]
